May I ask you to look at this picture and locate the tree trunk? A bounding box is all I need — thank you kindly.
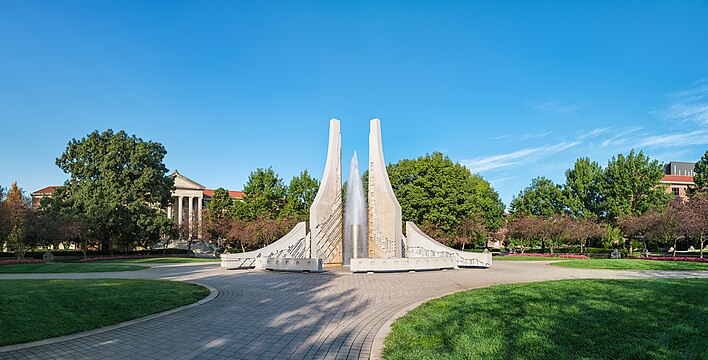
[700,232,704,259]
[673,237,679,257]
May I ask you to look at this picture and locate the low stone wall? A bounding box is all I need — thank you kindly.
[256,258,323,272]
[350,257,456,273]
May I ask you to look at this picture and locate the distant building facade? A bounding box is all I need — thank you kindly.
[661,161,696,199]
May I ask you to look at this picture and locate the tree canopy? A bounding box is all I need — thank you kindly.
[51,129,175,252]
[281,170,320,219]
[693,150,708,193]
[564,157,603,218]
[509,177,567,218]
[240,167,286,220]
[600,149,667,221]
[386,152,505,236]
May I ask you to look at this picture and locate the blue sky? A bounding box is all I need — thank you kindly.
[1,1,707,207]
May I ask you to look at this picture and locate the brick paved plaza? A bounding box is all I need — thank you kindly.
[1,262,706,360]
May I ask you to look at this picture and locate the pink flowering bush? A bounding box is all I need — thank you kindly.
[506,253,590,259]
[558,254,590,259]
[637,256,708,263]
[506,253,556,257]
[0,259,45,265]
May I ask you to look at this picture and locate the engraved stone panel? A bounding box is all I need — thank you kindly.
[309,119,343,264]
[367,118,403,258]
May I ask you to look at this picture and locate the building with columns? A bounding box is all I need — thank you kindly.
[31,170,243,239]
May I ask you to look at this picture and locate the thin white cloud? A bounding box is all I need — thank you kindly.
[462,141,581,172]
[577,127,612,139]
[488,176,517,185]
[635,130,708,148]
[520,131,553,140]
[659,82,708,125]
[489,131,551,141]
[531,100,583,114]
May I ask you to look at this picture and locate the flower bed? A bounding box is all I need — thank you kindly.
[558,254,590,259]
[506,253,590,259]
[0,259,45,266]
[506,253,556,257]
[79,255,188,263]
[636,256,708,263]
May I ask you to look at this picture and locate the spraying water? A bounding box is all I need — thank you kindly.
[343,151,368,265]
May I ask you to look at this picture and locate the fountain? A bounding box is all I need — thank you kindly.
[342,151,368,266]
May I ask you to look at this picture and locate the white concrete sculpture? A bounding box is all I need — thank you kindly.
[309,119,344,264]
[221,222,308,269]
[406,222,492,267]
[367,118,403,258]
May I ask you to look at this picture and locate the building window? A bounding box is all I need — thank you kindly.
[672,187,680,197]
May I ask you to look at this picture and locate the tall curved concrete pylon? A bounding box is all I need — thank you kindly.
[368,118,403,258]
[309,119,343,264]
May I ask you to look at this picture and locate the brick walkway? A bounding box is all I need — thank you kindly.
[1,261,706,359]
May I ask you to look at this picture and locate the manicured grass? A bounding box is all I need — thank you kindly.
[551,259,708,271]
[495,256,559,261]
[383,279,708,360]
[0,263,148,273]
[0,279,209,346]
[95,257,221,264]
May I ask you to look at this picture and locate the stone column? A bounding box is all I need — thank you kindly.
[188,196,194,236]
[197,195,203,239]
[167,203,172,219]
[177,196,183,226]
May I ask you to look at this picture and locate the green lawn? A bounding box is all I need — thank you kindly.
[551,259,708,271]
[0,279,209,346]
[95,257,221,264]
[0,263,148,273]
[495,256,560,261]
[383,279,708,360]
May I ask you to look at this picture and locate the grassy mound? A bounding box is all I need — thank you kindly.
[384,279,708,360]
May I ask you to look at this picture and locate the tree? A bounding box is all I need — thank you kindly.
[241,167,286,220]
[506,215,539,253]
[509,177,567,218]
[281,170,320,219]
[386,152,505,237]
[203,188,237,245]
[601,149,667,221]
[684,194,708,258]
[563,157,603,218]
[693,150,708,193]
[54,129,174,254]
[455,215,487,250]
[5,182,29,258]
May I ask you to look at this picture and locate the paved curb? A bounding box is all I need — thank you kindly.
[0,282,218,353]
[369,282,493,360]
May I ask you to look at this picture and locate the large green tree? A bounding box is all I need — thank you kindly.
[563,157,603,218]
[509,177,567,218]
[600,150,667,221]
[693,150,708,193]
[281,170,320,219]
[240,167,286,220]
[54,129,174,253]
[386,152,505,235]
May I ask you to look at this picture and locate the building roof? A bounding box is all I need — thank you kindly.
[31,186,60,195]
[203,189,244,199]
[660,175,695,184]
[169,170,206,190]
